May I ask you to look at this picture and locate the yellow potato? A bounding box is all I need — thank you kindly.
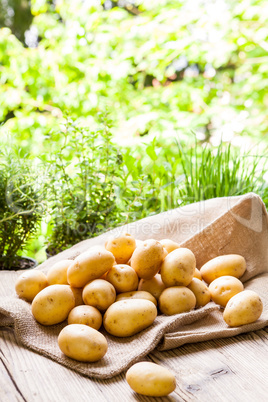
[162,247,168,261]
[116,290,157,306]
[100,272,108,279]
[200,254,246,284]
[32,284,75,325]
[160,248,196,287]
[47,259,73,285]
[106,264,139,293]
[68,305,102,330]
[131,239,164,279]
[82,279,116,312]
[193,268,202,280]
[126,362,176,397]
[209,276,244,307]
[67,247,115,288]
[187,278,211,307]
[223,290,263,327]
[138,273,166,300]
[103,299,157,337]
[58,324,107,362]
[126,241,143,266]
[159,239,180,254]
[70,286,84,306]
[105,233,136,264]
[159,286,196,315]
[15,270,48,302]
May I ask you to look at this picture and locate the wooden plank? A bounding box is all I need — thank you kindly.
[151,328,268,402]
[0,344,25,402]
[1,326,268,401]
[0,328,180,402]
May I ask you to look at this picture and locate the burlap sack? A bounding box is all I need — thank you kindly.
[0,192,268,379]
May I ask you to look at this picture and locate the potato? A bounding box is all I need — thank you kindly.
[126,362,176,397]
[105,233,136,264]
[138,273,166,300]
[162,247,169,261]
[193,267,202,281]
[159,286,196,315]
[116,290,157,306]
[200,254,246,284]
[131,239,164,279]
[15,270,48,302]
[68,305,102,330]
[106,264,139,293]
[100,272,108,280]
[160,248,196,287]
[47,260,73,285]
[159,239,180,254]
[67,247,115,288]
[82,279,116,312]
[187,278,211,307]
[103,299,157,337]
[209,276,244,307]
[32,284,75,325]
[127,239,143,266]
[126,242,143,266]
[58,324,107,362]
[70,286,84,306]
[223,290,263,327]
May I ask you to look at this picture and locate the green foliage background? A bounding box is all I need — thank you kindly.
[1,0,268,152]
[0,0,268,263]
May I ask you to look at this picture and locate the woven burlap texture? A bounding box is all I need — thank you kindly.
[0,192,268,379]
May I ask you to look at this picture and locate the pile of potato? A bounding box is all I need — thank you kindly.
[15,233,263,396]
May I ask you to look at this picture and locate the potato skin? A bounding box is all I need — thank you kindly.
[126,362,176,397]
[105,233,136,264]
[15,270,48,302]
[160,248,196,287]
[187,278,211,307]
[193,268,202,281]
[103,299,157,337]
[32,284,75,325]
[58,324,107,362]
[200,254,246,284]
[67,248,115,288]
[223,290,263,327]
[47,260,73,285]
[116,290,157,306]
[106,264,139,293]
[159,239,180,254]
[162,247,168,260]
[68,305,102,330]
[131,239,164,279]
[82,279,116,312]
[70,286,84,307]
[209,276,244,307]
[159,286,196,315]
[138,274,166,300]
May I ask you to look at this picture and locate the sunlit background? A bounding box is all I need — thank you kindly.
[0,0,268,266]
[1,0,268,151]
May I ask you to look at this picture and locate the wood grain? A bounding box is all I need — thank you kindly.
[1,325,268,402]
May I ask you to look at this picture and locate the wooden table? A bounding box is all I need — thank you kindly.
[1,194,268,401]
[1,323,268,402]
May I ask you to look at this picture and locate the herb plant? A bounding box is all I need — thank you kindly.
[118,137,268,223]
[18,129,268,261]
[176,139,268,204]
[45,115,124,254]
[0,148,43,269]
